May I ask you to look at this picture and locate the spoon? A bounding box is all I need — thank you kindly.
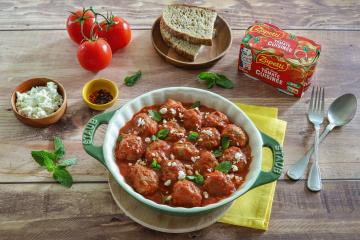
[287,93,357,181]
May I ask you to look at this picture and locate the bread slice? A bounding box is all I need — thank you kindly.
[160,18,201,61]
[162,4,217,46]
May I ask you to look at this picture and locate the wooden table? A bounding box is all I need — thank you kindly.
[1,1,359,239]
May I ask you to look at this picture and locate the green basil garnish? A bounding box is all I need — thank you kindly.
[212,149,223,158]
[156,129,169,140]
[117,135,123,142]
[151,159,161,170]
[215,161,232,174]
[186,174,204,185]
[191,101,201,108]
[221,136,230,150]
[148,109,162,122]
[188,131,199,141]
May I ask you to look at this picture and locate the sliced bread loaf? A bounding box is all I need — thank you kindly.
[162,4,217,46]
[160,18,201,61]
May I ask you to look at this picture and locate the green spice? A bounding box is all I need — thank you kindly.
[212,149,223,158]
[198,72,234,89]
[215,161,232,174]
[148,109,162,122]
[156,129,169,140]
[151,159,161,170]
[31,136,77,188]
[124,70,142,86]
[186,174,204,185]
[221,136,230,150]
[191,101,201,108]
[117,135,123,142]
[188,131,199,141]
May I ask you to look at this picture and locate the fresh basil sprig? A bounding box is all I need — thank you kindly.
[151,159,161,170]
[186,174,204,185]
[221,136,230,150]
[198,72,234,89]
[124,70,142,86]
[215,161,232,174]
[212,149,223,158]
[188,131,199,141]
[157,129,169,140]
[31,136,77,188]
[148,109,162,122]
[191,101,201,108]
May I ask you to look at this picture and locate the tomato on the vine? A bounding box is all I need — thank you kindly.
[77,39,112,72]
[97,16,131,52]
[66,9,95,44]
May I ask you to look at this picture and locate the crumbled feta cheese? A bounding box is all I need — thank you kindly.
[136,117,145,127]
[15,82,63,119]
[171,161,177,167]
[203,191,209,199]
[144,137,151,143]
[164,179,172,186]
[167,161,172,167]
[232,165,239,172]
[136,159,147,166]
[201,129,213,136]
[190,156,200,163]
[128,163,133,166]
[179,113,184,118]
[170,129,177,134]
[234,152,244,161]
[228,173,235,179]
[169,108,176,115]
[178,170,186,180]
[184,164,193,169]
[234,176,243,181]
[159,107,168,114]
[164,195,172,202]
[195,170,200,175]
[207,168,212,172]
[170,154,175,160]
[194,107,199,111]
[162,119,167,124]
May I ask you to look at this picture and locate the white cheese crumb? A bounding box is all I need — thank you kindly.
[201,129,214,136]
[167,161,172,167]
[184,164,193,170]
[136,159,147,166]
[228,173,235,179]
[170,129,177,134]
[164,179,172,186]
[203,191,209,199]
[179,113,184,119]
[232,165,239,172]
[144,137,151,143]
[15,81,63,119]
[235,176,243,181]
[159,107,168,114]
[195,170,200,175]
[169,108,176,115]
[234,152,244,161]
[128,163,133,166]
[170,154,175,160]
[136,117,145,127]
[178,170,186,180]
[164,195,172,202]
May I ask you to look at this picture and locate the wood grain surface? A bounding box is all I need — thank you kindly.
[0,0,360,239]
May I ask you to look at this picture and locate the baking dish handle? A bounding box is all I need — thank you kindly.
[82,110,116,168]
[249,132,284,189]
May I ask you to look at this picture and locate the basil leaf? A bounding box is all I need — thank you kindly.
[148,110,162,122]
[54,136,65,160]
[58,157,77,167]
[151,135,158,141]
[151,159,161,170]
[124,70,142,86]
[188,131,199,141]
[156,129,169,140]
[198,72,216,89]
[212,149,223,158]
[44,156,56,172]
[215,74,234,89]
[186,174,204,185]
[221,136,230,150]
[191,101,200,108]
[117,135,123,142]
[215,161,232,174]
[53,167,73,188]
[31,150,57,167]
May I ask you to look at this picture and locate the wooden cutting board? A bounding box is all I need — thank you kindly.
[108,174,232,233]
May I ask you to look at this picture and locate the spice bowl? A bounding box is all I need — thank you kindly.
[82,78,119,111]
[11,77,67,127]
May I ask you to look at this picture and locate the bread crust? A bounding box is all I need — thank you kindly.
[162,4,216,46]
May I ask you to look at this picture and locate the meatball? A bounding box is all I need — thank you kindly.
[145,140,171,163]
[221,124,248,147]
[160,160,186,183]
[130,164,159,196]
[204,170,235,197]
[172,141,200,162]
[197,127,221,150]
[132,113,158,137]
[183,108,202,131]
[172,180,202,207]
[204,111,229,130]
[116,134,145,162]
[159,99,186,120]
[193,150,219,174]
[219,146,247,172]
[159,121,186,142]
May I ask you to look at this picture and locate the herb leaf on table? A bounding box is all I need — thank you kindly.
[124,70,142,86]
[197,72,234,89]
[31,136,77,188]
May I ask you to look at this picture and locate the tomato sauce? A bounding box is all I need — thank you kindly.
[115,100,252,207]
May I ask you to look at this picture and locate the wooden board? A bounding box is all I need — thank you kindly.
[1,0,360,30]
[0,180,359,239]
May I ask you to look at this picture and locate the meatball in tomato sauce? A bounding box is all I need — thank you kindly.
[132,113,158,137]
[160,159,186,184]
[204,111,229,130]
[221,124,248,147]
[220,146,247,172]
[183,108,202,131]
[159,121,186,142]
[204,170,235,197]
[145,140,171,163]
[193,150,218,175]
[172,141,200,162]
[116,134,145,162]
[197,127,221,150]
[159,99,186,120]
[172,180,202,207]
[130,164,159,196]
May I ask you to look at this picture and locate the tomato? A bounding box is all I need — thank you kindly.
[66,10,95,44]
[97,16,131,52]
[77,39,112,72]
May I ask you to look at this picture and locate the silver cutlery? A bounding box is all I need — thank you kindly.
[287,93,357,183]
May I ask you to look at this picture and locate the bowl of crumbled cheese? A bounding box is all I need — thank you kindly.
[11,78,67,127]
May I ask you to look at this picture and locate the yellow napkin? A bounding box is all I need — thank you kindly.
[218,103,287,230]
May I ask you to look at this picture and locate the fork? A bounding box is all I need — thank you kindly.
[306,86,325,191]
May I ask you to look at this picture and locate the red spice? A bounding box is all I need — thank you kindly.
[89,89,113,104]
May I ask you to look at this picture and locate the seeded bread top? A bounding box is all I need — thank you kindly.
[162,4,217,40]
